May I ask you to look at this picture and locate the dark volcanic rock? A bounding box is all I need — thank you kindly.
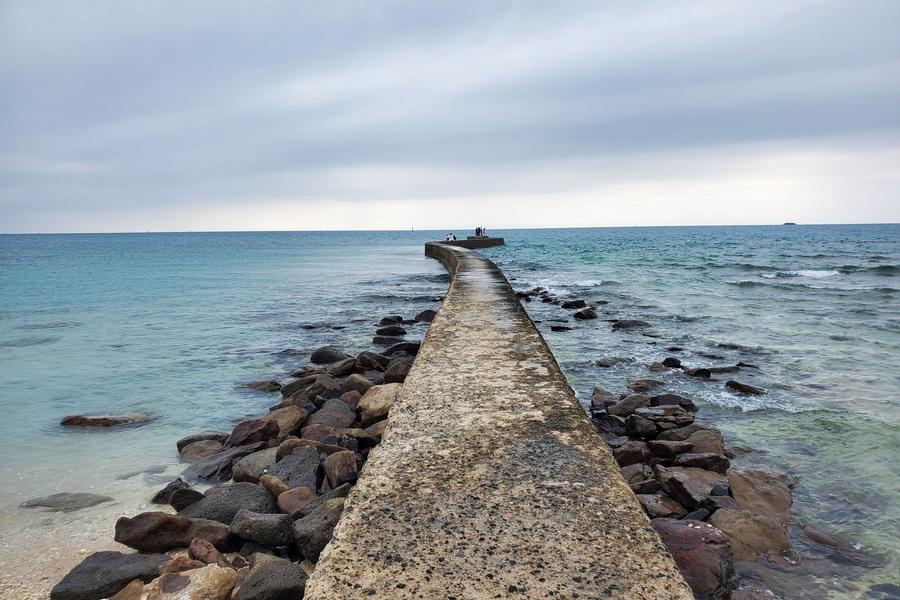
[245,380,281,392]
[60,413,155,427]
[414,309,437,322]
[550,325,572,332]
[726,380,766,395]
[293,497,346,561]
[114,511,232,552]
[660,466,728,510]
[233,553,307,600]
[170,487,205,511]
[224,418,279,448]
[230,509,293,546]
[684,367,712,378]
[50,551,168,600]
[591,413,626,437]
[561,299,586,309]
[383,357,413,384]
[378,315,403,326]
[573,307,597,320]
[151,478,191,504]
[607,393,650,418]
[310,346,350,364]
[176,431,229,452]
[306,397,355,429]
[375,324,406,336]
[652,518,734,600]
[652,393,697,411]
[190,442,267,481]
[612,319,650,330]
[385,341,421,356]
[179,482,277,524]
[612,441,649,466]
[267,445,320,489]
[662,357,682,368]
[357,351,391,371]
[20,492,112,512]
[674,452,731,474]
[232,448,279,484]
[625,414,657,438]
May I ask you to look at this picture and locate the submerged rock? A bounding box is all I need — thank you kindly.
[709,509,790,561]
[20,492,112,512]
[628,378,664,392]
[612,319,650,330]
[561,299,586,309]
[652,518,734,600]
[727,469,794,526]
[60,413,155,427]
[50,551,168,600]
[726,380,766,395]
[595,356,633,368]
[573,307,597,320]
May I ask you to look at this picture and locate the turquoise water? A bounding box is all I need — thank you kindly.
[1,226,898,597]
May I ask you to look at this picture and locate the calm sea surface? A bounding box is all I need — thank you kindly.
[1,226,898,598]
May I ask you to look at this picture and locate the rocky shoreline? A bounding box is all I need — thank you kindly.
[48,310,436,600]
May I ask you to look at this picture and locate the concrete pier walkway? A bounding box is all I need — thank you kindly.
[304,243,691,599]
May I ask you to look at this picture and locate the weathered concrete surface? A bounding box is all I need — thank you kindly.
[439,236,505,249]
[304,243,691,599]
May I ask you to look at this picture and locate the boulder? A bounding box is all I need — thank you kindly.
[384,341,420,356]
[233,553,307,600]
[59,413,155,427]
[657,424,707,442]
[180,483,277,524]
[620,463,653,484]
[356,351,390,371]
[652,518,734,600]
[342,373,374,395]
[379,315,403,326]
[573,307,597,320]
[306,398,356,429]
[592,413,626,438]
[660,466,727,510]
[612,319,650,330]
[310,346,350,364]
[276,437,345,460]
[277,487,318,516]
[662,357,682,368]
[375,325,406,336]
[686,430,726,456]
[224,418,279,449]
[366,419,389,439]
[340,390,362,408]
[550,325,572,332]
[152,478,191,504]
[259,474,290,497]
[329,357,358,377]
[648,440,694,459]
[612,441,649,466]
[189,537,231,567]
[107,579,144,600]
[190,442,267,481]
[727,469,794,526]
[637,494,688,518]
[159,555,205,574]
[264,406,309,438]
[324,450,359,488]
[414,309,437,322]
[115,511,232,552]
[684,367,712,378]
[561,299,586,309]
[648,362,667,372]
[726,380,765,395]
[595,356,633,368]
[674,453,730,474]
[373,335,404,345]
[290,483,352,520]
[279,375,318,398]
[230,509,294,546]
[625,414,657,438]
[142,564,237,600]
[607,394,650,418]
[383,358,413,384]
[709,509,790,560]
[267,445,320,489]
[20,492,112,512]
[628,379,664,392]
[170,487,205,511]
[245,380,281,393]
[293,497,346,561]
[180,439,225,463]
[176,431,229,452]
[590,387,617,410]
[652,393,697,411]
[358,383,402,425]
[232,448,279,483]
[50,551,168,600]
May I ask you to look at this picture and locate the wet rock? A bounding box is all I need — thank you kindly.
[59,413,156,427]
[293,497,346,561]
[595,356,633,368]
[384,341,421,356]
[342,373,374,395]
[189,537,231,567]
[358,382,401,425]
[648,362,667,372]
[726,380,766,395]
[307,398,356,429]
[674,453,731,474]
[176,431,229,452]
[651,518,734,600]
[180,482,277,524]
[190,442,267,481]
[170,487,205,511]
[612,319,650,331]
[376,324,406,336]
[267,445,319,489]
[143,564,237,600]
[573,307,597,320]
[329,357,357,378]
[550,325,572,332]
[224,418,279,449]
[50,551,168,600]
[277,486,318,516]
[561,299,586,309]
[628,379,664,392]
[657,424,707,442]
[279,374,318,398]
[324,450,359,488]
[686,429,727,456]
[180,439,225,463]
[592,413,627,437]
[652,393,697,411]
[612,440,649,466]
[637,494,688,518]
[414,309,437,322]
[310,346,350,364]
[20,492,112,512]
[684,367,712,378]
[159,555,206,574]
[590,387,618,410]
[232,448,279,484]
[625,414,657,438]
[709,509,790,560]
[115,511,232,552]
[648,440,694,459]
[357,351,390,371]
[607,393,650,418]
[233,553,307,600]
[379,315,403,326]
[730,587,780,600]
[230,509,293,546]
[728,469,794,526]
[152,478,191,504]
[245,380,281,393]
[659,466,728,510]
[662,357,682,368]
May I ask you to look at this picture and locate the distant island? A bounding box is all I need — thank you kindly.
[783,222,797,225]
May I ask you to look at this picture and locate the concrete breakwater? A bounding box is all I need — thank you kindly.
[304,243,691,598]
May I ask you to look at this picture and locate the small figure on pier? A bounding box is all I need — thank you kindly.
[446,233,457,241]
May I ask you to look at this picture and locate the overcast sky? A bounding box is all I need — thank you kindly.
[1,0,899,232]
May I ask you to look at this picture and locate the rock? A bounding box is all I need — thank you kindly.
[637,494,687,518]
[289,365,326,378]
[730,587,780,600]
[710,483,730,496]
[573,307,597,320]
[324,450,358,488]
[651,518,734,600]
[685,508,711,521]
[674,453,731,474]
[189,537,231,567]
[607,393,650,418]
[550,325,572,332]
[339,390,362,408]
[684,367,712,378]
[259,474,290,497]
[363,369,385,385]
[152,478,191,504]
[20,492,112,512]
[384,341,420,356]
[276,437,345,460]
[59,413,156,427]
[625,414,657,438]
[159,555,206,574]
[366,419,389,439]
[264,406,309,438]
[657,424,707,442]
[232,448,279,483]
[233,553,307,600]
[267,445,319,489]
[224,418,279,449]
[277,487,317,516]
[726,380,766,395]
[142,564,237,600]
[290,484,352,520]
[686,430,726,456]
[115,511,232,552]
[561,299,586,309]
[293,497,346,560]
[376,324,406,336]
[107,579,144,600]
[662,357,682,368]
[590,387,617,410]
[652,393,697,411]
[628,379,664,392]
[176,431,229,452]
[279,375,318,398]
[382,358,412,384]
[595,356,633,368]
[180,439,225,463]
[373,334,403,345]
[329,357,357,378]
[648,362,666,372]
[612,441,649,466]
[630,479,661,494]
[648,440,694,459]
[190,442,267,481]
[612,319,650,330]
[379,315,403,326]
[245,380,281,392]
[306,398,356,429]
[50,551,168,600]
[592,413,626,437]
[705,495,740,513]
[709,509,790,560]
[357,351,390,371]
[357,383,401,425]
[170,487,205,511]
[231,509,294,546]
[342,373,373,395]
[310,346,350,364]
[180,483,277,524]
[727,469,794,526]
[414,309,437,322]
[660,466,728,510]
[620,463,653,484]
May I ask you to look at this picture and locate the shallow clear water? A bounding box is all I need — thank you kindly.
[1,226,898,598]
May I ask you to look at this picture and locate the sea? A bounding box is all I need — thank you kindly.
[1,225,898,598]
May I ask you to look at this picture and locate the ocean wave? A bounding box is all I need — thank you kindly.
[16,321,82,330]
[760,270,840,279]
[730,279,897,293]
